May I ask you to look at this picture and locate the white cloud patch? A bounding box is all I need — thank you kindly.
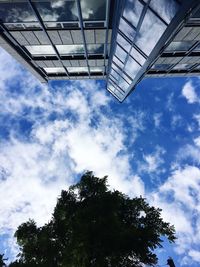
[150,165,200,265]
[153,113,162,128]
[139,146,166,175]
[182,81,199,104]
[194,136,200,147]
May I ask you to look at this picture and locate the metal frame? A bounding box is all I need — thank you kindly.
[0,0,112,82]
[147,3,200,76]
[103,0,111,78]
[27,0,70,78]
[76,0,91,78]
[107,0,125,81]
[123,0,200,102]
[0,22,48,81]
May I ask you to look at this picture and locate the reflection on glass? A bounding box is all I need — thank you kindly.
[124,56,140,77]
[108,81,123,100]
[117,34,131,53]
[152,64,171,70]
[110,69,120,81]
[45,22,62,29]
[0,2,37,22]
[165,41,196,52]
[34,1,78,22]
[130,47,145,65]
[135,9,166,55]
[44,67,65,73]
[87,44,104,54]
[192,43,200,51]
[119,18,136,42]
[113,56,124,69]
[23,22,41,29]
[150,0,180,24]
[56,45,85,55]
[67,67,88,73]
[90,67,104,72]
[173,64,192,70]
[111,63,122,74]
[122,72,132,84]
[123,0,143,28]
[118,78,130,92]
[25,45,56,55]
[80,0,106,21]
[4,22,41,30]
[4,23,25,30]
[115,45,127,63]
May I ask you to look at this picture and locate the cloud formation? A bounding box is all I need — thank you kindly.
[182,81,199,104]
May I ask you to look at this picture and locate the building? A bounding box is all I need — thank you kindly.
[1,0,200,102]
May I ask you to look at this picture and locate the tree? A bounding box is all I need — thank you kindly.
[0,254,7,267]
[10,172,176,267]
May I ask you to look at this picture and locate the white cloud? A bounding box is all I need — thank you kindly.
[153,113,162,128]
[188,250,200,262]
[194,136,200,147]
[150,165,200,264]
[171,114,183,128]
[182,81,199,104]
[139,146,166,174]
[193,114,200,130]
[177,144,200,164]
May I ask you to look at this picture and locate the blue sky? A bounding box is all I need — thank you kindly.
[0,47,200,266]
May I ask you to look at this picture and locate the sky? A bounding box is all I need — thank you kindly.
[0,47,200,266]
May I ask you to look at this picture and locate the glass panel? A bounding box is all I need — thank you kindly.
[110,69,120,81]
[80,0,106,21]
[165,41,196,52]
[123,0,143,28]
[4,23,25,30]
[152,64,171,70]
[25,45,56,55]
[84,21,105,28]
[122,72,132,84]
[108,82,124,99]
[173,64,193,70]
[116,33,131,53]
[118,78,130,92]
[56,45,85,55]
[135,9,167,55]
[34,1,78,22]
[44,67,66,74]
[45,22,62,29]
[113,56,124,69]
[23,22,41,29]
[124,56,141,77]
[192,43,200,51]
[193,64,200,70]
[0,2,37,23]
[87,44,104,54]
[119,18,135,42]
[90,67,104,72]
[130,47,146,65]
[150,0,180,24]
[67,67,88,73]
[112,63,122,74]
[115,45,127,63]
[5,22,41,30]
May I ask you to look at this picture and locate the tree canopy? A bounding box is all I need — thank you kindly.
[9,171,176,267]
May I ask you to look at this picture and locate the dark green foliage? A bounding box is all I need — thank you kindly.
[0,254,7,267]
[9,171,176,267]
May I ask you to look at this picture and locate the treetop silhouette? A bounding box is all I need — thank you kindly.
[9,171,176,267]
